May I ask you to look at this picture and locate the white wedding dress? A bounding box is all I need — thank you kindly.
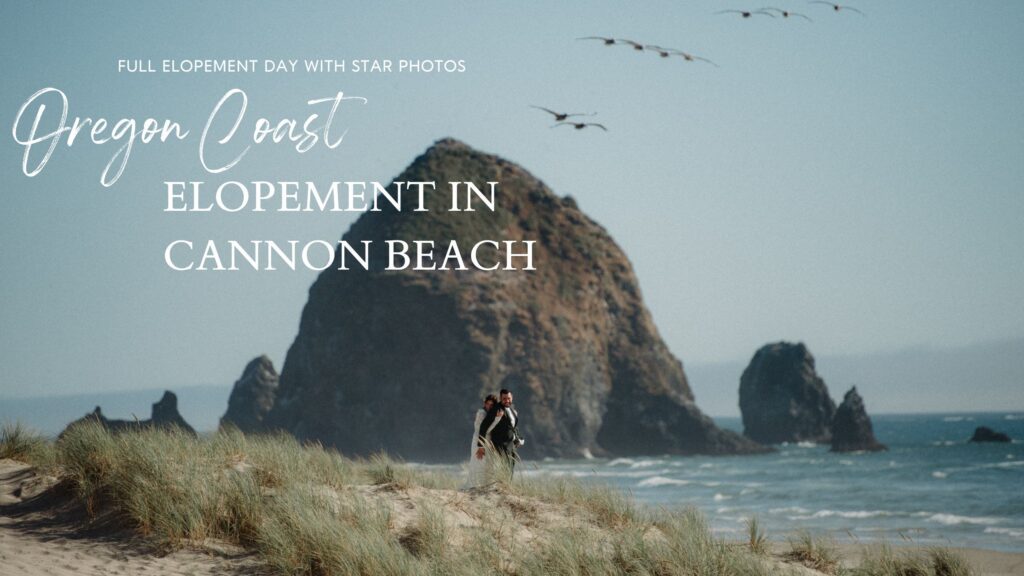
[464,407,501,488]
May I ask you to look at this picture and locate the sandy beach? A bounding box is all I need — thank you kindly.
[3,457,1022,576]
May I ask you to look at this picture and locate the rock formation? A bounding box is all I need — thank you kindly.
[61,391,197,437]
[969,426,1011,443]
[830,386,886,452]
[220,355,279,433]
[739,342,836,444]
[257,138,768,460]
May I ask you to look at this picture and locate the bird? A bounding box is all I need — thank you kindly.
[553,122,608,131]
[576,36,619,45]
[716,9,775,18]
[530,106,596,122]
[672,51,719,67]
[762,7,813,20]
[808,1,865,15]
[644,45,676,58]
[616,38,647,51]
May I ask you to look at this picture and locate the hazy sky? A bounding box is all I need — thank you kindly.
[1,1,1022,404]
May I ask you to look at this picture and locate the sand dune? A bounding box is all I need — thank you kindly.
[0,459,261,576]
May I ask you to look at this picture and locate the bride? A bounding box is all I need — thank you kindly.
[465,394,500,488]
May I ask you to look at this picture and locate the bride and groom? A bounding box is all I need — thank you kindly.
[466,388,524,486]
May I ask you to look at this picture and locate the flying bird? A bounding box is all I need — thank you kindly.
[673,51,719,67]
[644,45,676,58]
[530,105,596,122]
[553,122,608,131]
[762,7,813,20]
[808,1,865,15]
[576,36,619,45]
[616,38,647,51]
[716,9,775,18]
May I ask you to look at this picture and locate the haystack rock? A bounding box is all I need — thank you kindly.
[259,138,768,461]
[220,355,280,433]
[830,387,886,452]
[969,426,1011,443]
[739,342,836,444]
[61,391,197,437]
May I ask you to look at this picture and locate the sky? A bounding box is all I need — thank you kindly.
[1,1,1022,409]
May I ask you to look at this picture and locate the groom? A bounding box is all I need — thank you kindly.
[476,388,523,478]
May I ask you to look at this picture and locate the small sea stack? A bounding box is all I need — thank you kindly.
[220,355,279,433]
[739,342,836,444]
[60,390,197,437]
[830,386,886,453]
[969,426,1012,443]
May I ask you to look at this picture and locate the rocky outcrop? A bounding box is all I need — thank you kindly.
[258,138,768,461]
[739,342,836,444]
[220,355,279,433]
[61,391,197,437]
[830,387,886,452]
[969,426,1011,443]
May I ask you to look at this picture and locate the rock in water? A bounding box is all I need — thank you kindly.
[220,355,279,433]
[969,426,1011,443]
[261,138,767,460]
[739,342,836,444]
[830,386,886,452]
[61,390,197,437]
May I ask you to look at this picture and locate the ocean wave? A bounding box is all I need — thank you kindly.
[943,416,974,422]
[713,493,731,502]
[770,506,810,514]
[931,441,956,446]
[1004,414,1024,421]
[927,513,1004,526]
[629,459,662,469]
[932,471,948,479]
[636,476,691,488]
[790,509,894,520]
[607,458,635,467]
[984,527,1024,539]
[701,481,722,487]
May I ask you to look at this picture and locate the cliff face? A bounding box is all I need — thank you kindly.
[261,138,765,460]
[830,387,886,452]
[739,342,836,444]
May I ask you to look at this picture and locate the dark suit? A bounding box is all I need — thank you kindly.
[478,403,521,477]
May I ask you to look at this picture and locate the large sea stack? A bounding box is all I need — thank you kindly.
[739,342,836,444]
[830,387,887,452]
[260,138,767,460]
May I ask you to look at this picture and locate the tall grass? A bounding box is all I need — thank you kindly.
[852,544,974,576]
[10,422,976,576]
[0,422,54,467]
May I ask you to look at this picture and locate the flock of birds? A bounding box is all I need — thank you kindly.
[532,2,865,131]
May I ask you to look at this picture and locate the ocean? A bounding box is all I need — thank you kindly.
[514,413,1024,552]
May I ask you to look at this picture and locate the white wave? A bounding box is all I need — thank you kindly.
[740,488,757,496]
[1004,414,1024,421]
[814,510,893,519]
[770,506,811,515]
[699,463,714,469]
[984,527,1024,539]
[797,441,817,448]
[701,481,722,487]
[931,441,956,446]
[630,459,661,469]
[636,476,690,488]
[839,460,854,466]
[927,513,1004,526]
[996,461,1024,468]
[932,471,948,479]
[943,416,974,422]
[607,458,635,467]
[713,493,731,502]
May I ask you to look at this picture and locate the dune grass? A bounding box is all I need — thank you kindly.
[850,544,974,576]
[3,422,976,576]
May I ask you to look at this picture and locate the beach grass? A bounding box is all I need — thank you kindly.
[6,421,976,576]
